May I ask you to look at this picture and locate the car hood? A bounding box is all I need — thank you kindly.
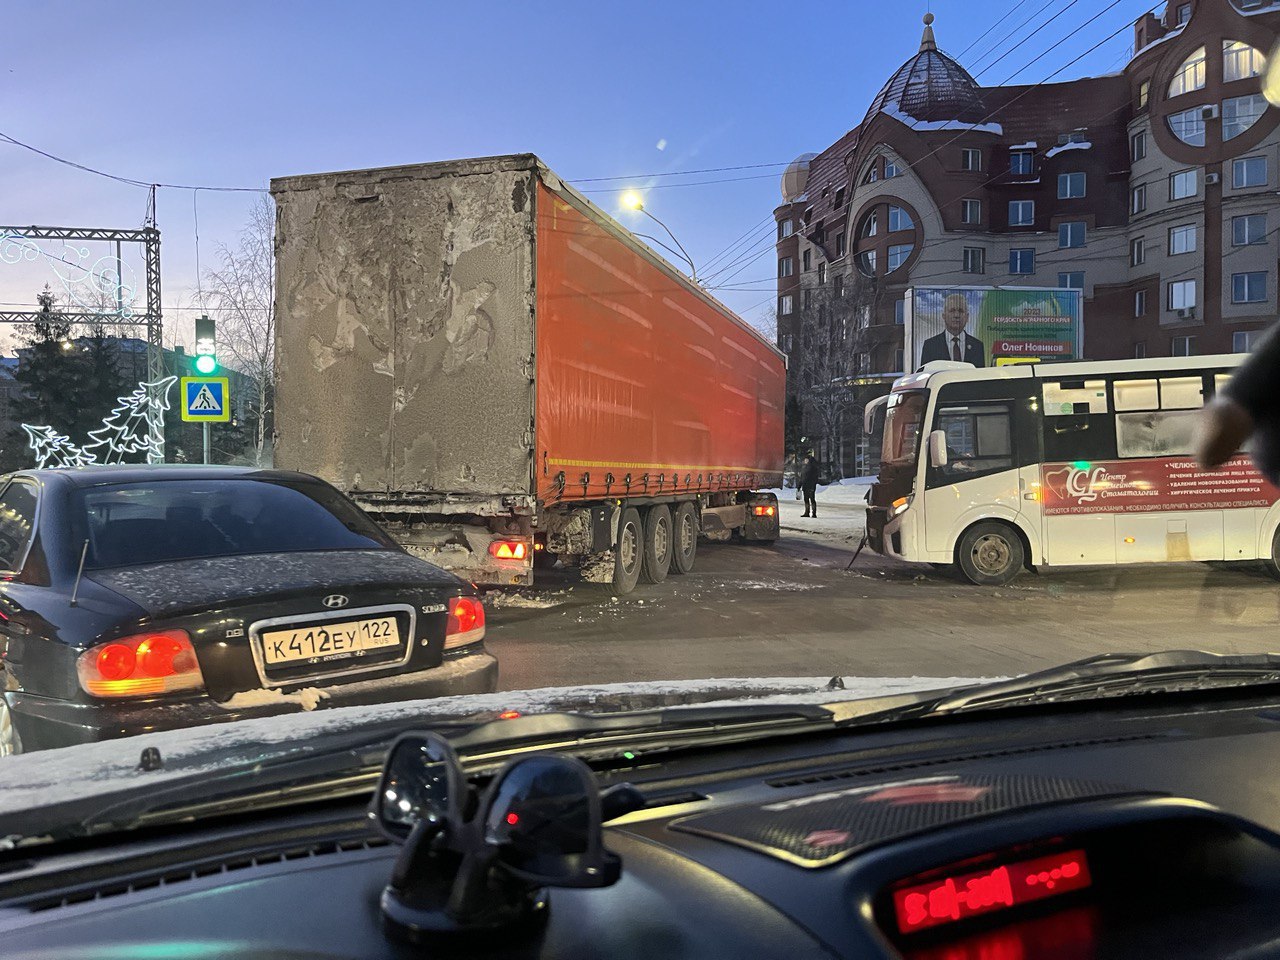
[86,549,463,617]
[0,675,992,818]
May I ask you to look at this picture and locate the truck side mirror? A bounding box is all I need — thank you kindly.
[928,430,949,469]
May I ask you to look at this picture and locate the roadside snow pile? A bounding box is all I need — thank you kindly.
[735,579,825,591]
[485,590,571,610]
[766,477,873,506]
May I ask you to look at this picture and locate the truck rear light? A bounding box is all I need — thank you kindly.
[489,540,528,561]
[752,505,776,516]
[445,596,486,649]
[77,629,205,699]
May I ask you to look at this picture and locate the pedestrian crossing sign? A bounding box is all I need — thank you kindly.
[180,377,230,422]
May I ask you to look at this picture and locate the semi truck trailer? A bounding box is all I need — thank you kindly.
[271,154,785,593]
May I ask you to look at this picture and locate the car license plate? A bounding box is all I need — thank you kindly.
[261,616,402,666]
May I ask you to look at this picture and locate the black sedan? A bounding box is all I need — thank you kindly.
[0,466,498,753]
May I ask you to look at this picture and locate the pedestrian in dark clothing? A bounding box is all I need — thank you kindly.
[800,455,819,517]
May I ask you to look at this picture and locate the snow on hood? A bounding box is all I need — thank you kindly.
[0,676,994,818]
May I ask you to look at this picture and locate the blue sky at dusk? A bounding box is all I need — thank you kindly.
[1,0,1152,344]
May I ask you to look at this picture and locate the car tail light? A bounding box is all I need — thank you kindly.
[488,540,528,561]
[445,596,486,649]
[77,629,204,698]
[752,505,776,516]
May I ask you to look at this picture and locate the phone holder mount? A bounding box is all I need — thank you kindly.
[371,732,642,945]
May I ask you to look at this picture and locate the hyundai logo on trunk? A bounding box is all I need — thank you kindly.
[322,594,350,609]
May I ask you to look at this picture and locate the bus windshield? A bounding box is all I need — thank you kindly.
[882,391,928,467]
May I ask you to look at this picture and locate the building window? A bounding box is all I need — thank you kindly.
[813,221,825,244]
[888,206,913,231]
[1010,248,1035,274]
[863,163,879,185]
[1168,279,1197,310]
[780,334,793,353]
[778,257,794,278]
[1168,46,1206,97]
[1170,169,1198,200]
[1058,272,1084,289]
[1130,131,1146,162]
[1168,223,1197,255]
[861,213,878,238]
[963,247,986,274]
[1135,340,1147,358]
[962,199,982,224]
[858,250,876,277]
[887,243,913,272]
[779,295,793,316]
[1224,94,1267,140]
[802,249,812,271]
[833,275,844,298]
[835,232,846,257]
[778,219,793,239]
[1058,172,1086,199]
[1233,156,1267,188]
[1132,183,1147,214]
[1171,335,1196,357]
[1234,329,1261,353]
[1224,40,1266,82]
[894,299,905,325]
[1130,237,1146,266]
[1175,3,1191,25]
[1135,290,1147,317]
[962,148,982,172]
[1232,271,1267,303]
[1168,108,1206,147]
[1138,79,1150,109]
[1010,150,1034,175]
[884,159,901,178]
[1232,213,1266,246]
[1058,221,1086,248]
[1009,200,1035,226]
[803,289,813,310]
[834,187,846,208]
[818,262,827,284]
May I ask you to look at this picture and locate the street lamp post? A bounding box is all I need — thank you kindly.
[621,193,698,283]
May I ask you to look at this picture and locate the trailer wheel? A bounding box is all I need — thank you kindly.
[671,502,698,575]
[613,507,644,594]
[641,505,673,584]
[956,521,1024,587]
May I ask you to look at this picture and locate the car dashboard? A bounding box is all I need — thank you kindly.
[6,695,1280,959]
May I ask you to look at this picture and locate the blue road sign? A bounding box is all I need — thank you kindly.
[180,377,230,423]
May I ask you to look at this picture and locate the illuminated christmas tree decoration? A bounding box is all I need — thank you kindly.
[23,376,177,468]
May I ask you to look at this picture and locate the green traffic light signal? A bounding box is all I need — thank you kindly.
[195,354,217,375]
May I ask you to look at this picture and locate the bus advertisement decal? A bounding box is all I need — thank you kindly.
[1040,456,1280,516]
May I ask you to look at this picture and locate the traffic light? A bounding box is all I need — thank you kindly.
[194,315,217,374]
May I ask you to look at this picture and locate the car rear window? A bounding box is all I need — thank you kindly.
[73,479,397,569]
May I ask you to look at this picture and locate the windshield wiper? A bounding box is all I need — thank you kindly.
[884,651,1280,721]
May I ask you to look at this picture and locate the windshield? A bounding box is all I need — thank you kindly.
[74,480,395,569]
[881,391,928,466]
[3,1,1280,844]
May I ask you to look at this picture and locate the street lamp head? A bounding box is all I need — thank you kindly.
[621,191,644,211]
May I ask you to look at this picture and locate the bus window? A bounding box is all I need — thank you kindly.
[1114,379,1159,411]
[1116,409,1200,458]
[1160,376,1205,409]
[1043,379,1107,416]
[931,403,1013,483]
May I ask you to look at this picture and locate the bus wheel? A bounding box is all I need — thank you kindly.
[671,502,698,574]
[613,507,644,594]
[957,522,1024,586]
[641,505,673,584]
[1264,528,1280,581]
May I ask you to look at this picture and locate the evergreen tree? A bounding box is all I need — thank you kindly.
[11,287,89,438]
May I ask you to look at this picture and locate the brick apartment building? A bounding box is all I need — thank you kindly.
[776,0,1279,474]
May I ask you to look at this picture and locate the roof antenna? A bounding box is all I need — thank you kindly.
[69,540,88,607]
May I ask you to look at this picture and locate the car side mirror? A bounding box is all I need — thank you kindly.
[928,429,949,468]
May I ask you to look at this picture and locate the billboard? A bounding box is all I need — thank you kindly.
[904,286,1083,372]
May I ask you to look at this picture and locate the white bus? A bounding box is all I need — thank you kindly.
[865,355,1280,585]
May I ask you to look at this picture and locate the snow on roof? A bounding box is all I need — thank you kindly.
[1045,140,1092,158]
[0,676,999,819]
[882,104,1003,135]
[1009,141,1038,150]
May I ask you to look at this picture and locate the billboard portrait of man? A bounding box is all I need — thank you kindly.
[919,293,986,368]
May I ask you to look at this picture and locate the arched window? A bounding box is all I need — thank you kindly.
[1168,46,1206,97]
[1223,40,1265,82]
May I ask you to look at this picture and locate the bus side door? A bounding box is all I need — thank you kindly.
[1038,379,1117,566]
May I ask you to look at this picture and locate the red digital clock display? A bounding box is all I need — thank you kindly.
[892,849,1092,934]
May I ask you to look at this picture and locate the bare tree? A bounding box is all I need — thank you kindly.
[204,195,276,464]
